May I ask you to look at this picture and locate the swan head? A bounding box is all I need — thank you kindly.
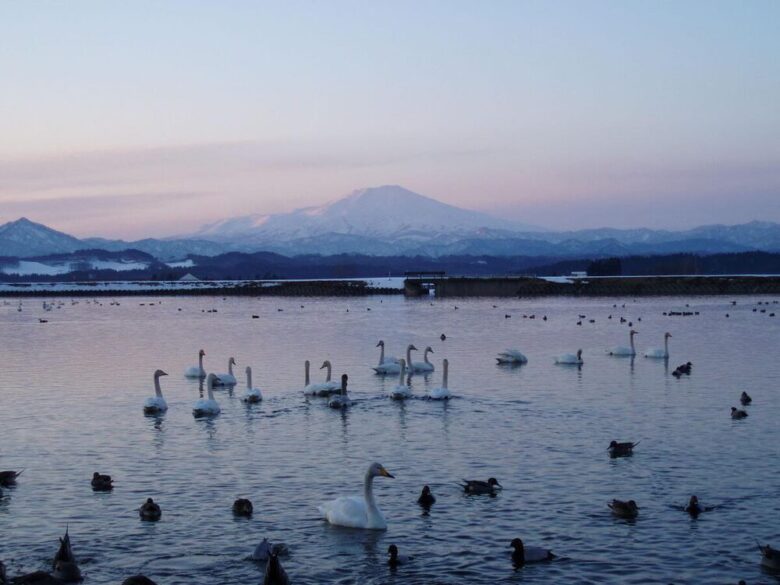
[229,357,236,365]
[425,346,434,354]
[245,366,252,375]
[376,340,385,347]
[320,360,331,370]
[368,462,394,479]
[199,349,205,357]
[341,374,348,392]
[408,344,418,352]
[206,373,218,387]
[630,330,638,336]
[576,349,583,359]
[665,332,672,338]
[154,369,168,378]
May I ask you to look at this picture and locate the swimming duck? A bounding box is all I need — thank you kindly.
[417,485,436,507]
[263,552,289,585]
[252,538,289,562]
[91,472,113,491]
[0,470,23,487]
[608,499,639,519]
[52,560,82,584]
[233,498,253,517]
[387,544,412,567]
[327,374,351,409]
[462,478,502,495]
[740,391,752,406]
[731,407,748,419]
[608,440,638,457]
[759,543,780,571]
[510,538,555,566]
[139,498,161,521]
[683,495,711,517]
[121,577,158,585]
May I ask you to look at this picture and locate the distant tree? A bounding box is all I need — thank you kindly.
[588,257,622,276]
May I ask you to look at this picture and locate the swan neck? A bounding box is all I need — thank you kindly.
[364,471,381,520]
[326,363,332,382]
[305,362,310,386]
[424,349,431,364]
[228,361,234,376]
[207,378,215,400]
[406,346,412,364]
[246,369,252,389]
[398,360,405,383]
[443,361,448,388]
[198,353,203,371]
[154,375,163,397]
[630,334,635,351]
[378,344,385,366]
[664,336,668,354]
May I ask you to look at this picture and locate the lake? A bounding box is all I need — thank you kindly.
[1,294,778,584]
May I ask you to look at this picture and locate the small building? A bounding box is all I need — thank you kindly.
[178,273,200,282]
[570,271,588,278]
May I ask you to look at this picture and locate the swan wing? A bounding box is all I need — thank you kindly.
[429,387,451,400]
[318,495,369,528]
[143,396,167,410]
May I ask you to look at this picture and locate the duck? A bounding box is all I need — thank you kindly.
[496,349,528,365]
[233,498,253,517]
[684,495,705,517]
[241,366,263,403]
[328,374,352,409]
[608,440,638,457]
[318,462,395,529]
[91,472,113,491]
[462,477,502,495]
[510,538,555,566]
[428,359,451,400]
[740,391,752,406]
[759,543,780,571]
[644,332,671,359]
[0,470,23,487]
[608,499,639,519]
[409,346,435,373]
[52,528,81,582]
[554,349,583,365]
[731,407,748,419]
[193,374,221,417]
[387,544,412,567]
[390,360,412,400]
[417,485,436,507]
[214,357,237,386]
[252,538,289,562]
[143,370,169,414]
[608,330,638,356]
[263,552,289,585]
[139,498,162,521]
[121,577,158,585]
[184,349,206,378]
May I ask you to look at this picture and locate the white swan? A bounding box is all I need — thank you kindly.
[193,373,220,417]
[328,374,351,408]
[555,349,583,365]
[374,344,415,375]
[644,332,671,358]
[241,366,263,403]
[608,329,638,356]
[390,359,412,400]
[376,340,400,366]
[409,345,435,373]
[318,361,342,395]
[303,360,319,396]
[143,369,169,414]
[184,349,206,378]
[496,349,528,364]
[428,359,451,400]
[318,462,394,529]
[214,357,237,385]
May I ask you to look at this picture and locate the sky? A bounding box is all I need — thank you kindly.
[1,0,779,239]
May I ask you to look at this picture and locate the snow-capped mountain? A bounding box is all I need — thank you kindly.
[195,185,540,242]
[0,217,85,257]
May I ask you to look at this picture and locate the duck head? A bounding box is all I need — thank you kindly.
[387,544,398,558]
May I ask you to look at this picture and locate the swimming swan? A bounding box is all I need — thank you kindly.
[241,366,263,403]
[555,349,583,365]
[373,344,415,375]
[143,370,168,414]
[390,359,412,400]
[214,357,237,385]
[644,332,671,359]
[608,330,637,356]
[318,462,395,529]
[409,346,435,373]
[428,359,451,400]
[376,340,400,366]
[193,374,220,417]
[328,374,352,409]
[184,349,206,378]
[496,349,528,364]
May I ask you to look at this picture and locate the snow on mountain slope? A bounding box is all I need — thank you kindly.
[195,185,539,241]
[0,217,86,256]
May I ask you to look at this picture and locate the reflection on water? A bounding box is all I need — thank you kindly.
[1,294,779,583]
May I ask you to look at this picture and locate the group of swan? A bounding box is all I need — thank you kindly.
[607,330,672,359]
[373,343,434,375]
[303,360,341,396]
[390,358,451,401]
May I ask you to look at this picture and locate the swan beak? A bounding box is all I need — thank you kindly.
[380,467,395,478]
[160,371,168,377]
[376,341,382,347]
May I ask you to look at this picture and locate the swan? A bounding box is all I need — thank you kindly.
[644,332,671,358]
[510,538,555,565]
[143,370,168,414]
[193,374,220,417]
[428,359,451,400]
[241,366,263,403]
[214,357,237,385]
[496,349,528,364]
[409,346,435,373]
[390,359,412,400]
[318,462,395,529]
[184,349,206,378]
[328,374,352,409]
[373,344,416,375]
[608,330,638,356]
[555,349,583,365]
[376,340,400,366]
[302,360,319,395]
